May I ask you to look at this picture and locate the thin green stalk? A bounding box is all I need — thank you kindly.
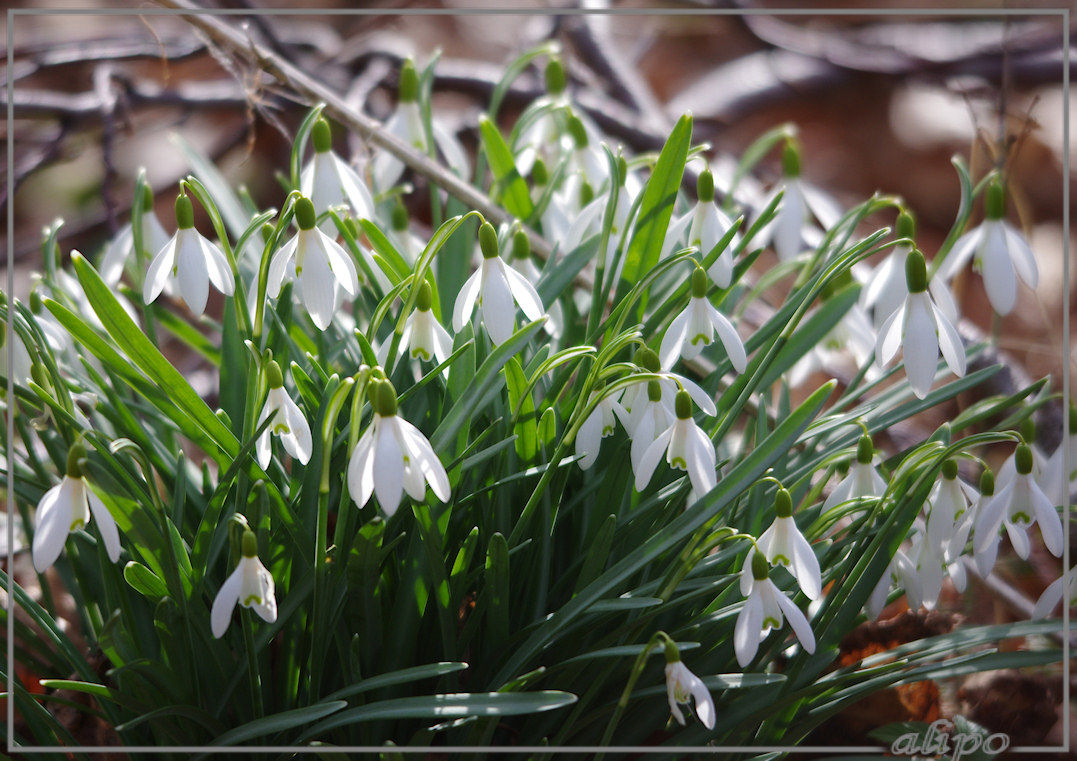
[241,611,264,721]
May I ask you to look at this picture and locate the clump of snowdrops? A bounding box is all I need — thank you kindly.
[2,50,1068,754]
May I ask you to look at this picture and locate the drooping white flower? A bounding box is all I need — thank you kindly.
[925,458,979,556]
[575,389,627,471]
[268,197,359,331]
[372,58,469,192]
[747,488,822,600]
[100,184,171,285]
[1032,567,1077,619]
[32,444,121,573]
[875,249,966,399]
[823,434,888,511]
[659,267,747,374]
[256,361,312,470]
[378,280,454,374]
[624,380,674,475]
[861,210,917,330]
[622,347,717,419]
[452,222,545,346]
[144,194,235,315]
[735,552,816,668]
[937,178,1038,316]
[759,141,842,262]
[971,469,1001,578]
[347,379,450,517]
[974,443,1063,562]
[301,117,375,235]
[866,544,920,619]
[508,229,562,339]
[211,529,277,638]
[634,390,716,497]
[664,168,740,287]
[1038,406,1076,507]
[663,641,715,730]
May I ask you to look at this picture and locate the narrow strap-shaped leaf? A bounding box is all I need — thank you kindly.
[504,357,538,462]
[484,532,511,654]
[479,115,534,219]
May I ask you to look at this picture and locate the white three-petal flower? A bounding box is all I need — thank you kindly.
[665,660,716,730]
[734,571,815,668]
[452,252,544,346]
[256,386,313,469]
[33,474,120,573]
[575,391,627,471]
[144,228,235,316]
[211,550,277,638]
[634,392,716,498]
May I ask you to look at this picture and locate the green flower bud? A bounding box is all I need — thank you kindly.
[567,115,588,148]
[781,141,801,178]
[675,390,692,420]
[66,443,86,479]
[904,249,928,294]
[856,434,874,465]
[511,229,530,261]
[399,59,419,103]
[985,178,1005,221]
[479,222,500,260]
[635,347,660,373]
[265,360,284,389]
[312,118,333,154]
[979,468,995,496]
[775,488,792,519]
[697,169,715,203]
[1015,443,1034,476]
[416,280,433,312]
[531,159,549,187]
[391,201,409,232]
[691,267,708,299]
[241,528,258,558]
[372,378,399,417]
[896,209,916,240]
[175,194,195,230]
[545,57,565,95]
[751,551,769,581]
[647,379,662,403]
[295,197,317,231]
[942,458,958,480]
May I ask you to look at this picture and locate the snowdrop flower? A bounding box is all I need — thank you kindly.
[509,229,562,339]
[971,469,1001,578]
[386,201,426,266]
[301,117,375,235]
[663,638,715,730]
[735,552,816,668]
[575,389,627,470]
[1038,405,1076,507]
[623,347,717,419]
[824,434,888,511]
[514,57,572,176]
[211,528,277,638]
[100,184,171,285]
[866,544,920,619]
[760,140,842,262]
[746,488,822,600]
[268,197,359,330]
[938,178,1038,316]
[660,267,747,373]
[372,58,469,192]
[789,294,878,389]
[379,280,453,371]
[347,379,450,517]
[625,380,674,475]
[634,390,716,497]
[32,443,120,573]
[925,459,979,556]
[256,360,312,470]
[975,443,1063,562]
[875,249,965,399]
[144,194,235,315]
[861,209,916,330]
[665,169,740,287]
[1032,566,1077,619]
[452,222,545,346]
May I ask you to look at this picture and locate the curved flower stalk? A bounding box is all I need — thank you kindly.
[301,117,375,234]
[634,389,716,497]
[974,443,1063,562]
[575,389,628,471]
[937,178,1038,316]
[256,360,312,470]
[144,193,235,316]
[744,488,822,600]
[378,280,453,372]
[735,551,816,668]
[211,528,277,638]
[861,209,916,330]
[452,222,545,346]
[663,638,715,730]
[372,58,469,192]
[823,434,888,511]
[664,169,740,287]
[268,197,359,330]
[100,184,171,285]
[32,443,121,573]
[759,140,842,262]
[875,249,965,399]
[659,267,747,373]
[347,379,450,517]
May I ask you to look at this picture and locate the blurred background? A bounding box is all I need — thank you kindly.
[4,0,1074,753]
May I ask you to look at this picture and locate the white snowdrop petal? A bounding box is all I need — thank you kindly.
[659,309,691,371]
[934,303,966,377]
[902,294,938,398]
[267,236,298,298]
[481,263,517,346]
[32,483,69,573]
[318,230,360,297]
[876,302,905,366]
[372,424,405,514]
[635,427,674,492]
[176,232,210,315]
[347,429,376,509]
[775,591,815,653]
[980,224,1017,315]
[143,237,177,304]
[734,594,764,667]
[301,242,338,330]
[1003,222,1038,288]
[709,305,747,373]
[503,262,545,322]
[211,565,243,638]
[200,237,235,296]
[937,228,981,281]
[86,488,121,563]
[452,268,483,331]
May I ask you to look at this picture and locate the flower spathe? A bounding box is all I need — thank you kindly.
[347,379,450,517]
[452,223,545,346]
[663,640,715,730]
[660,267,747,373]
[256,361,312,469]
[211,529,277,638]
[735,552,816,668]
[33,444,121,573]
[875,249,965,399]
[144,194,235,315]
[268,196,359,330]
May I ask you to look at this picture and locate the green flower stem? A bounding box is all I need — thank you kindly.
[130,171,161,348]
[596,632,667,755]
[241,608,264,720]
